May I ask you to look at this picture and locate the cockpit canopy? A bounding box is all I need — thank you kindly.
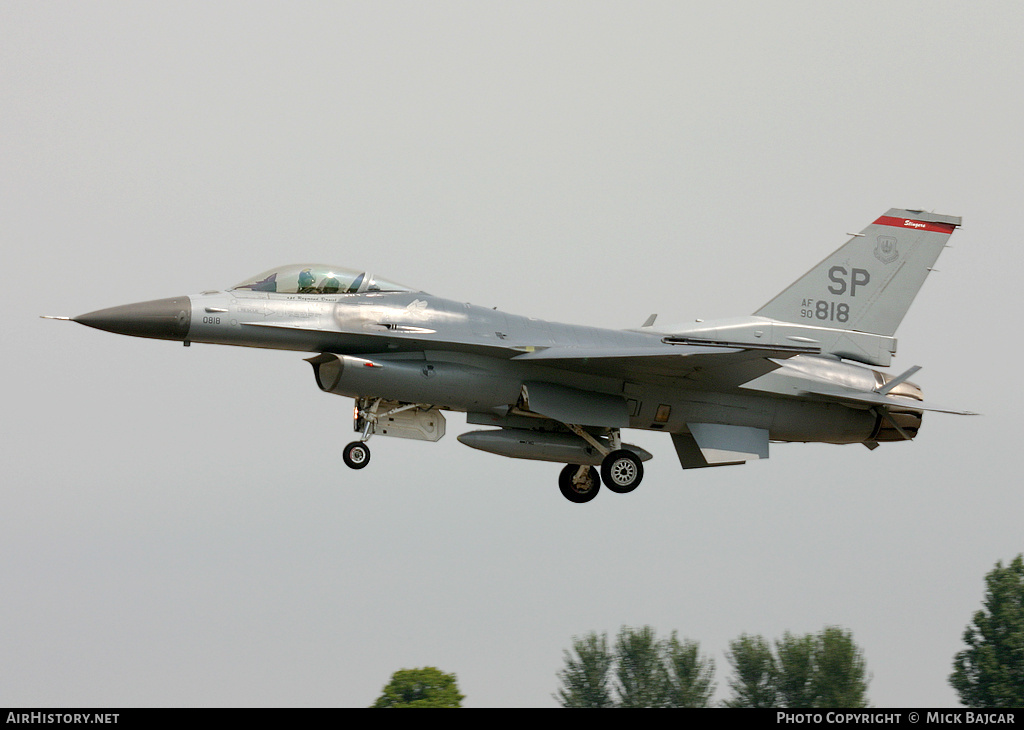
[230,264,415,295]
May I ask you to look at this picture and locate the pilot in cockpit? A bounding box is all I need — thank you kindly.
[297,268,316,293]
[320,275,341,294]
[231,265,415,297]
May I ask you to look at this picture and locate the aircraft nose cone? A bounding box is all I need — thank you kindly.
[73,296,192,341]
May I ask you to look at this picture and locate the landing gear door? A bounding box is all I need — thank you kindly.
[356,400,446,442]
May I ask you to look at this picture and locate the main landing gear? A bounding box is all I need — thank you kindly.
[341,398,644,505]
[600,449,644,494]
[559,465,601,503]
[557,450,645,504]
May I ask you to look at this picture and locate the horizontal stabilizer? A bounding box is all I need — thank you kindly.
[800,384,977,415]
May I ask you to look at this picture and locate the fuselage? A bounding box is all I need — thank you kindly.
[76,286,904,447]
[59,208,969,502]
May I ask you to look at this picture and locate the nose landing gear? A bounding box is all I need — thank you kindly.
[342,397,446,470]
[343,441,371,469]
[343,397,378,471]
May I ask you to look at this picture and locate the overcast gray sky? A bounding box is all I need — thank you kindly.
[3,1,1022,708]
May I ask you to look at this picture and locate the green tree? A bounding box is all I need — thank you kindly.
[724,634,778,707]
[555,632,615,708]
[615,625,667,707]
[950,554,1024,708]
[726,628,869,708]
[775,632,816,708]
[663,631,716,707]
[556,626,714,707]
[811,627,869,708]
[371,667,464,708]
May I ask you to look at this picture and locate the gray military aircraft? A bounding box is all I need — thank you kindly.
[46,208,973,503]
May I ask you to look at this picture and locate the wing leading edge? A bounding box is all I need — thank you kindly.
[511,342,817,388]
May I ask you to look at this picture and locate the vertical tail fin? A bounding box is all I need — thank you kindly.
[753,209,961,336]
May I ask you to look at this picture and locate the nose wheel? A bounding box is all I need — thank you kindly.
[343,441,371,469]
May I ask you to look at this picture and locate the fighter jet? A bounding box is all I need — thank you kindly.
[46,208,973,503]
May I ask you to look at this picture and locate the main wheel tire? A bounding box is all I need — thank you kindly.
[601,450,643,493]
[343,441,371,469]
[558,464,601,504]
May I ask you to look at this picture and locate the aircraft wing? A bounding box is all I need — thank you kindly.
[511,342,818,388]
[246,321,819,389]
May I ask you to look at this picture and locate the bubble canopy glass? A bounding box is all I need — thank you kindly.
[230,264,415,295]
